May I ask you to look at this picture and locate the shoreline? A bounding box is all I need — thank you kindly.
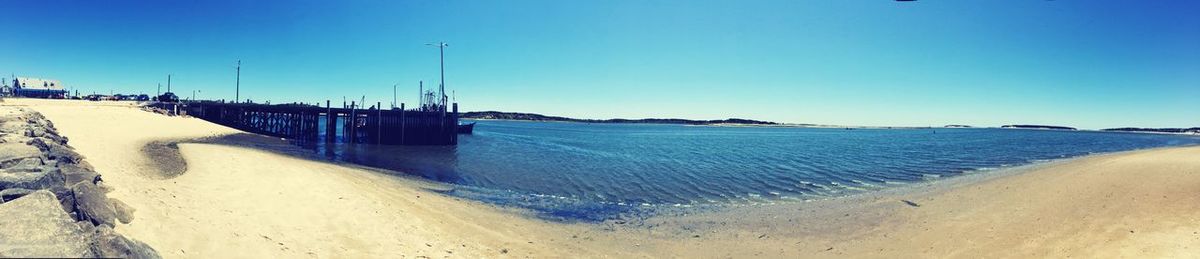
[630,145,1200,257]
[7,98,1199,258]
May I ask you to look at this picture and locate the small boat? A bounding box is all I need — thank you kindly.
[457,122,475,134]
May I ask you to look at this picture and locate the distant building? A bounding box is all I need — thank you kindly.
[0,77,10,96]
[12,77,68,98]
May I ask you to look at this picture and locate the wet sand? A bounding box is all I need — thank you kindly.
[8,98,1199,258]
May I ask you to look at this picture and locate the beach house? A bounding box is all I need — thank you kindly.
[12,77,68,98]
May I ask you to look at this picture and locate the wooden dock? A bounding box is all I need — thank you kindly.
[156,101,459,145]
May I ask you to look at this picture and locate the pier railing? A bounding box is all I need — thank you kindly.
[150,101,459,145]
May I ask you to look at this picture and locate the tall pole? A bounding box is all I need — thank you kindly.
[425,42,448,111]
[236,60,241,103]
[439,42,445,109]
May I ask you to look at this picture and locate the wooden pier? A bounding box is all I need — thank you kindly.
[156,101,459,145]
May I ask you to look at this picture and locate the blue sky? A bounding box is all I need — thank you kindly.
[2,1,1197,129]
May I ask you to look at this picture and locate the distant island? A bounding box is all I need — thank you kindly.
[943,124,973,128]
[461,111,778,125]
[1000,125,1078,131]
[1103,127,1200,134]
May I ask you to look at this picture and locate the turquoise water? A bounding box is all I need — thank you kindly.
[316,120,1200,221]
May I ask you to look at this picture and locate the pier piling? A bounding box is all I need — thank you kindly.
[158,101,459,146]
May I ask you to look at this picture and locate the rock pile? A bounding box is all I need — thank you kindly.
[0,106,160,258]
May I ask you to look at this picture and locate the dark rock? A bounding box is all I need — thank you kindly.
[44,141,85,164]
[26,127,47,138]
[0,168,66,190]
[25,137,49,151]
[91,225,161,259]
[0,190,95,257]
[25,137,70,152]
[49,185,78,219]
[72,182,118,227]
[0,188,35,202]
[62,170,101,186]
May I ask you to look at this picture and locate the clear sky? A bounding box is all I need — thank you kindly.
[2,1,1197,129]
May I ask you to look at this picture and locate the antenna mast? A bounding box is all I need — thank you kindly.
[425,42,449,111]
[235,60,241,103]
[439,42,446,109]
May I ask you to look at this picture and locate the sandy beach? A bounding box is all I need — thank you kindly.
[6,98,1199,258]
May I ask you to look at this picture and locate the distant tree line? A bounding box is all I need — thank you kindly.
[1103,127,1200,133]
[1000,125,1078,130]
[460,111,778,125]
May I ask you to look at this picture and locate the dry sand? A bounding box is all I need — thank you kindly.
[6,98,1199,258]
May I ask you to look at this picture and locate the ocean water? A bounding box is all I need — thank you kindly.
[314,120,1200,221]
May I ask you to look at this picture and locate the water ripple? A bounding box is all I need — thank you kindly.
[319,121,1200,221]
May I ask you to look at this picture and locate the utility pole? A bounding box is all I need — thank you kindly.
[235,60,241,103]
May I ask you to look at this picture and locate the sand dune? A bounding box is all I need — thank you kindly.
[8,98,1199,258]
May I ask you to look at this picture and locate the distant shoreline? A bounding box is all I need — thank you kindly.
[462,117,935,129]
[460,111,778,126]
[462,111,1200,134]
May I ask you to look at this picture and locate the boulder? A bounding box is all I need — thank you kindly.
[0,190,95,258]
[25,137,69,153]
[111,199,135,224]
[62,169,101,186]
[6,157,46,172]
[0,188,35,202]
[24,137,81,164]
[26,127,47,138]
[48,185,78,220]
[91,225,161,259]
[0,168,65,190]
[45,142,84,164]
[24,137,48,151]
[0,142,43,165]
[72,182,118,227]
